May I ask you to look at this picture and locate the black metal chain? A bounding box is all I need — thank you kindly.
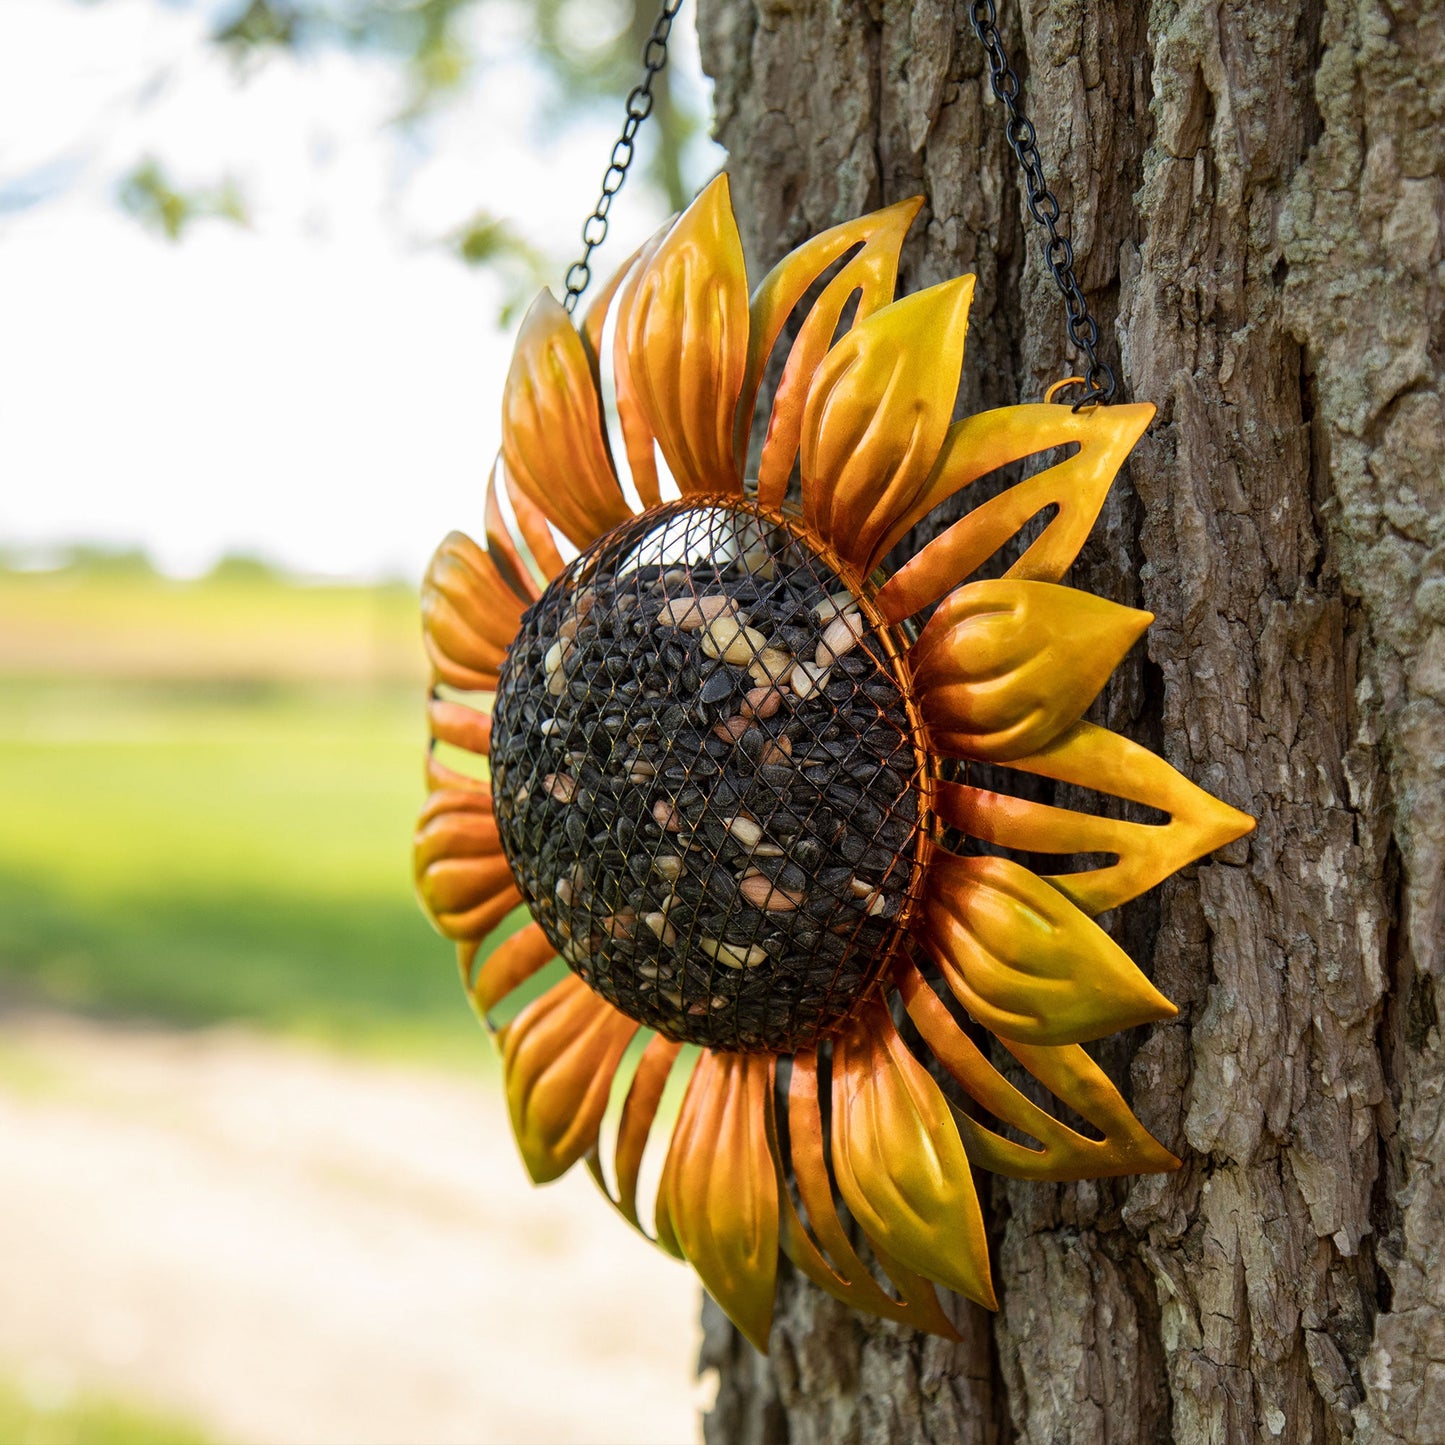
[562,0,684,314]
[967,0,1117,406]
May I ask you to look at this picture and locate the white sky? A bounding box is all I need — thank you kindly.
[0,0,723,581]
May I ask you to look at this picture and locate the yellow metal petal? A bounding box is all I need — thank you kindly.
[471,921,555,1018]
[935,721,1254,915]
[876,402,1155,624]
[413,786,521,942]
[420,531,526,691]
[923,850,1176,1045]
[745,197,922,508]
[778,1051,961,1338]
[501,974,639,1184]
[898,962,1180,1180]
[621,175,749,496]
[502,290,631,550]
[799,278,974,574]
[658,1050,778,1352]
[831,1001,996,1309]
[911,578,1151,762]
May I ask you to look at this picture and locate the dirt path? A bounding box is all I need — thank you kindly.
[0,1012,703,1444]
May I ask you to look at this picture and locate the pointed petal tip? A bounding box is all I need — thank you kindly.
[517,1141,567,1186]
[722,1293,775,1355]
[1108,399,1157,442]
[914,581,1155,763]
[626,168,748,494]
[699,170,732,208]
[1133,1133,1184,1174]
[521,287,566,322]
[659,1052,779,1354]
[832,1007,996,1315]
[927,272,976,326]
[1121,604,1153,643]
[924,852,1184,1047]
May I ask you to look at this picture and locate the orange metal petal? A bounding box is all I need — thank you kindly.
[472,921,555,1018]
[657,1050,778,1351]
[587,1034,685,1236]
[911,578,1151,762]
[621,175,749,496]
[420,853,514,918]
[898,962,1179,1179]
[427,698,491,757]
[580,241,639,377]
[831,1001,996,1309]
[501,974,639,1184]
[610,227,672,510]
[585,231,679,512]
[482,459,543,602]
[425,751,494,796]
[746,197,923,507]
[413,785,520,941]
[799,278,975,575]
[424,878,519,943]
[651,1176,683,1261]
[876,402,1155,624]
[414,783,498,849]
[501,462,567,583]
[935,721,1254,916]
[778,1051,961,1338]
[923,850,1176,1045]
[502,291,631,550]
[421,531,526,691]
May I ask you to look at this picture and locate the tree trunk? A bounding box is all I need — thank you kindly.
[692,2,1443,1441]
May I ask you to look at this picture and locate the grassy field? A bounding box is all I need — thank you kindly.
[0,556,425,686]
[0,559,517,1065]
[0,1376,212,1445]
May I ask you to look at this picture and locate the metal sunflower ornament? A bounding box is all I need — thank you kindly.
[414,4,1252,1353]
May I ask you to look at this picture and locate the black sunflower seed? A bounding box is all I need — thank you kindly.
[488,501,923,1053]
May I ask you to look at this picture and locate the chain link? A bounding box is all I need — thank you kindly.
[562,0,684,314]
[564,0,1113,403]
[967,0,1117,406]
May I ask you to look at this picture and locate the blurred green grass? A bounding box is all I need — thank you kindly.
[0,1375,212,1445]
[0,558,516,1065]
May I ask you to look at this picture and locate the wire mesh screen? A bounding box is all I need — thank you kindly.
[490,500,927,1052]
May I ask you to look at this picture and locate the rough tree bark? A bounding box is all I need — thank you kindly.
[691,2,1443,1441]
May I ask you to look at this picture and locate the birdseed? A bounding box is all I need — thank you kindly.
[489,500,927,1052]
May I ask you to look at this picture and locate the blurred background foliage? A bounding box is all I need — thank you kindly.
[0,5,711,1436]
[0,0,702,1056]
[116,0,695,312]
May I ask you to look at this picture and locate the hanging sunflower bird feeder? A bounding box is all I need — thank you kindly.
[413,9,1252,1355]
